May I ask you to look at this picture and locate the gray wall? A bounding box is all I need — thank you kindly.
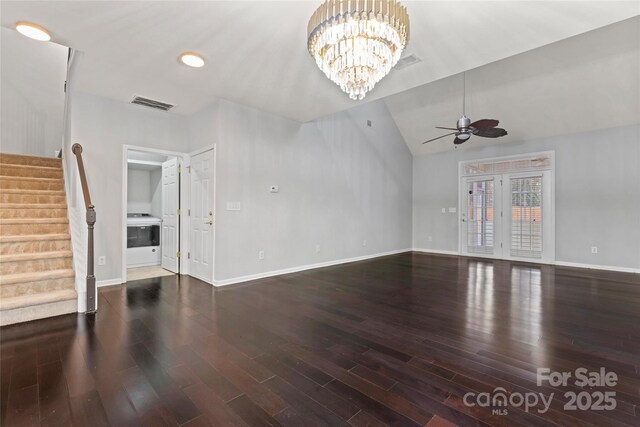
[68,91,637,285]
[126,166,162,215]
[1,28,68,157]
[413,124,640,270]
[150,168,162,218]
[69,92,412,284]
[190,99,413,282]
[126,168,152,213]
[69,92,189,282]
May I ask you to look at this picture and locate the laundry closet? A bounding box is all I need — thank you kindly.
[126,150,178,280]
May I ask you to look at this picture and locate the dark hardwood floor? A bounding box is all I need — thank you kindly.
[1,252,639,426]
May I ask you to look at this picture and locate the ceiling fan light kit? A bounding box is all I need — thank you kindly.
[307,0,410,101]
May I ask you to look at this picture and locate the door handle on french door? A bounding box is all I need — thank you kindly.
[205,220,213,225]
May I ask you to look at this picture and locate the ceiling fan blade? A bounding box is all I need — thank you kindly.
[475,127,508,138]
[453,137,468,145]
[469,119,499,129]
[435,126,458,131]
[422,132,457,144]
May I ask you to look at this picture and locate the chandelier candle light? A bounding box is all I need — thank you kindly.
[307,0,410,100]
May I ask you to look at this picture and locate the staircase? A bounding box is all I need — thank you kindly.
[0,153,77,326]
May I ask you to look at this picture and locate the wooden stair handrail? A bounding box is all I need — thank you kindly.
[71,143,96,313]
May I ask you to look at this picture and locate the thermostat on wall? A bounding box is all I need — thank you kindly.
[270,185,279,193]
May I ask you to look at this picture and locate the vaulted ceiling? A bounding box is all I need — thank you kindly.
[1,1,638,124]
[384,16,640,155]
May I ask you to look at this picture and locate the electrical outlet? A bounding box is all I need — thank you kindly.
[591,246,598,254]
[362,240,367,247]
[315,244,321,253]
[98,256,106,266]
[258,250,265,260]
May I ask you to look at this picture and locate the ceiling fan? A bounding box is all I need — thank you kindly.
[423,72,507,145]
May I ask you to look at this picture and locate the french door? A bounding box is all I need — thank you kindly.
[461,171,553,262]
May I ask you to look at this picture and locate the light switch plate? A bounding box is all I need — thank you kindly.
[448,207,457,213]
[226,202,241,211]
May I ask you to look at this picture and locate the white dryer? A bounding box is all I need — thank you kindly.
[126,213,161,267]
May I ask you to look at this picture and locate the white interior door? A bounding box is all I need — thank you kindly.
[189,150,214,283]
[161,158,179,273]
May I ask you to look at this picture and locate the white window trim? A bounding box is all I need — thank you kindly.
[457,151,556,264]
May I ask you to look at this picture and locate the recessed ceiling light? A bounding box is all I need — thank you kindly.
[180,52,205,68]
[16,21,51,41]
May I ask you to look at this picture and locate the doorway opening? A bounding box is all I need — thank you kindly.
[458,152,555,263]
[122,146,188,283]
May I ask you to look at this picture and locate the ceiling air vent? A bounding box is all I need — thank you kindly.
[130,95,175,111]
[395,54,422,70]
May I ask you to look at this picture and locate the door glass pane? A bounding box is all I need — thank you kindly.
[511,176,542,258]
[467,180,494,254]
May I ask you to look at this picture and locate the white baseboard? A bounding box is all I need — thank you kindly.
[97,278,124,287]
[554,261,639,274]
[413,248,640,273]
[92,255,637,294]
[412,248,460,256]
[76,291,86,313]
[213,248,412,287]
[413,249,639,274]
[189,271,213,285]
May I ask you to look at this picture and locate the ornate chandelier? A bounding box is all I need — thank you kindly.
[307,0,410,100]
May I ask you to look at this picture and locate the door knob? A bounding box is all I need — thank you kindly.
[205,220,213,225]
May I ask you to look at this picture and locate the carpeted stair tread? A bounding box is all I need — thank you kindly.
[0,203,67,209]
[0,269,74,285]
[0,250,72,263]
[0,218,68,225]
[0,175,62,182]
[0,153,62,168]
[0,165,63,180]
[0,164,62,172]
[0,233,71,243]
[0,188,65,195]
[0,289,76,311]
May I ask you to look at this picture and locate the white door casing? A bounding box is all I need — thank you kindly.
[189,149,214,283]
[161,158,179,273]
[460,168,554,263]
